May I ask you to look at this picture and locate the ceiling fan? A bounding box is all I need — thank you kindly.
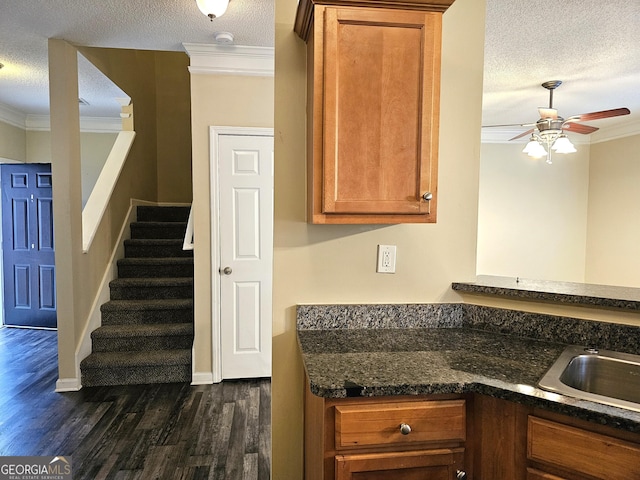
[485,81,630,163]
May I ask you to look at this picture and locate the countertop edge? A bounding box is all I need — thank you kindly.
[452,276,640,311]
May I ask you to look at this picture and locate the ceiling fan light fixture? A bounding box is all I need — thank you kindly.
[551,135,576,154]
[523,138,547,158]
[196,0,230,20]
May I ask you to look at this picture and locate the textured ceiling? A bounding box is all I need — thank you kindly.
[483,0,640,141]
[0,0,274,117]
[0,0,638,140]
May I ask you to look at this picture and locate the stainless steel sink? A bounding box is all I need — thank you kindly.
[538,345,640,412]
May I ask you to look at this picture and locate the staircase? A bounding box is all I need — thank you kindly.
[80,205,194,387]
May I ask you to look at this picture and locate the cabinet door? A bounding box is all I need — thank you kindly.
[335,448,464,480]
[322,7,441,218]
[528,416,640,480]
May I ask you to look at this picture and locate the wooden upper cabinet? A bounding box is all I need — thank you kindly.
[295,0,455,224]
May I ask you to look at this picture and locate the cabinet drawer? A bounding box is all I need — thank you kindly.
[335,448,464,480]
[335,400,465,449]
[526,468,567,480]
[528,416,640,480]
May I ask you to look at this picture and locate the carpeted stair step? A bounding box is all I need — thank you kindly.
[101,299,193,326]
[109,277,193,300]
[80,205,195,388]
[80,349,192,387]
[91,323,194,352]
[137,205,191,223]
[130,221,188,240]
[117,257,194,278]
[124,239,193,258]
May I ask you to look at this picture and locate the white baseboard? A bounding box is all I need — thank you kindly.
[191,372,215,385]
[55,377,81,392]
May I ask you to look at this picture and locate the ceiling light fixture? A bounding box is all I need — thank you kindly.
[522,124,576,165]
[485,80,629,165]
[196,0,230,20]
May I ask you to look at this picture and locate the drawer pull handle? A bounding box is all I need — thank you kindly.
[399,423,412,435]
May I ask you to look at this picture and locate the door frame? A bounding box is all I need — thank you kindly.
[210,126,274,383]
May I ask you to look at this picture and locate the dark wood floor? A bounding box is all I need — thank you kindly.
[0,327,271,479]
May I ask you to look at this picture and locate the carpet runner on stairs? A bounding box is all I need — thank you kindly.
[80,205,194,387]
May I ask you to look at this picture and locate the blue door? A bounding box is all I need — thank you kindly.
[1,164,56,328]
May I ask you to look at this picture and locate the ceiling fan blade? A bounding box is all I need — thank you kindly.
[563,123,599,134]
[567,107,630,122]
[509,129,534,141]
[538,107,558,119]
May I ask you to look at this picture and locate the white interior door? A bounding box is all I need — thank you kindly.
[213,128,273,381]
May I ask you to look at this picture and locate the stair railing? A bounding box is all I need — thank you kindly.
[183,205,194,251]
[82,130,136,252]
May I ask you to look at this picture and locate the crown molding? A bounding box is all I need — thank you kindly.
[0,102,27,129]
[1,103,120,133]
[26,115,122,133]
[182,43,274,77]
[590,119,640,144]
[481,122,640,145]
[294,0,455,41]
[481,128,533,144]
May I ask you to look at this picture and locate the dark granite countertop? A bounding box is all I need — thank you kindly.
[298,326,640,433]
[452,275,640,311]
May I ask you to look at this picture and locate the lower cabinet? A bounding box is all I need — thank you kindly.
[336,448,465,480]
[471,394,640,480]
[305,389,640,480]
[527,416,640,480]
[304,383,468,480]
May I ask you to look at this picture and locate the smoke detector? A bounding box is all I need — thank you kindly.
[214,32,234,44]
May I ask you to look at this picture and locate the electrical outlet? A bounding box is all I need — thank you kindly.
[377,245,396,273]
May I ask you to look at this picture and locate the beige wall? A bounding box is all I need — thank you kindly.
[25,130,52,163]
[477,134,640,289]
[189,74,274,376]
[586,134,640,287]
[155,51,193,203]
[272,0,486,476]
[0,120,26,161]
[78,46,193,204]
[26,130,118,205]
[477,142,590,282]
[79,132,119,206]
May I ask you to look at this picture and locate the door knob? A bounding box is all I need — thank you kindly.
[220,266,232,275]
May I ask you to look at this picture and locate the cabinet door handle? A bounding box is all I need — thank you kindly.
[399,423,411,435]
[422,192,433,201]
[456,470,467,480]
